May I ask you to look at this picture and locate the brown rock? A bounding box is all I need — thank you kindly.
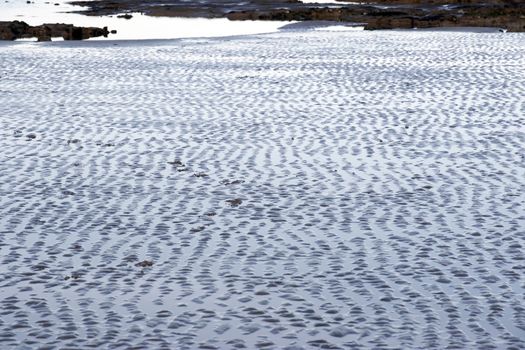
[0,21,30,40]
[0,20,112,41]
[226,198,243,207]
[135,260,154,267]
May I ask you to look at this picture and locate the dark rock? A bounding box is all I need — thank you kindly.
[220,179,244,185]
[64,274,81,280]
[135,260,154,267]
[67,0,525,31]
[0,20,112,41]
[167,159,184,166]
[226,198,243,207]
[225,4,525,32]
[0,21,30,40]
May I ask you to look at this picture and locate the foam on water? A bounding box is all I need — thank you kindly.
[0,29,524,349]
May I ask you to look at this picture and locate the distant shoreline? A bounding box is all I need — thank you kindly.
[1,0,523,41]
[70,0,525,32]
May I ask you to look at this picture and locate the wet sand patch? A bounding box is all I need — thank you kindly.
[0,29,524,348]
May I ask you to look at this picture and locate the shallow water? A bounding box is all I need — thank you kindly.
[0,0,290,40]
[0,29,524,349]
[301,0,360,4]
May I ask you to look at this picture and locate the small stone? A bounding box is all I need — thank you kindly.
[190,226,205,233]
[220,179,244,185]
[135,260,153,268]
[167,159,184,166]
[226,198,242,207]
[193,172,208,178]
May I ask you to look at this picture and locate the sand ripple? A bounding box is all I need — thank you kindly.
[0,31,524,349]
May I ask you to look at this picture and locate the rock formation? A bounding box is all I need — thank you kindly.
[226,4,525,32]
[69,0,525,32]
[0,21,111,41]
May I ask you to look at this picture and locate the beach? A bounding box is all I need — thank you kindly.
[0,28,524,349]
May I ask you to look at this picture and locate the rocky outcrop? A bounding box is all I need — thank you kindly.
[351,0,519,4]
[226,5,525,32]
[67,0,525,32]
[0,21,111,41]
[0,20,30,40]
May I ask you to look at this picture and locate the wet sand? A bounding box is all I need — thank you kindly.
[0,29,524,349]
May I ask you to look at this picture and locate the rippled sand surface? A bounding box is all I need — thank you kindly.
[0,30,524,349]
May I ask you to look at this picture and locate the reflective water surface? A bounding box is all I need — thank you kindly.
[0,0,291,40]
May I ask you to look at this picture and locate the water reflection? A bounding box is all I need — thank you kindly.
[0,0,292,40]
